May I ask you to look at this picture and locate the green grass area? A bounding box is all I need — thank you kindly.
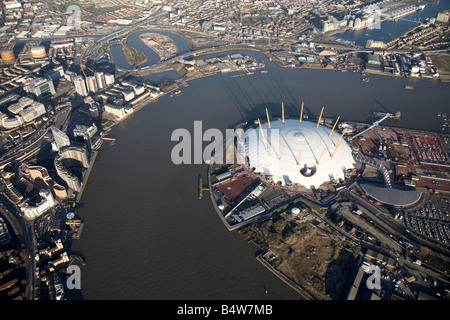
[430,54,450,81]
[101,120,114,129]
[62,2,82,10]
[425,253,450,273]
[176,67,187,77]
[87,6,123,15]
[432,54,450,70]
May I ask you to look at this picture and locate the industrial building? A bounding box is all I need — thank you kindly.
[1,43,15,64]
[30,46,47,59]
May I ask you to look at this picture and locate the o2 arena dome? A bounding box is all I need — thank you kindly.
[243,111,355,189]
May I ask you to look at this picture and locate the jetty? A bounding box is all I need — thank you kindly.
[198,174,209,199]
[101,137,116,145]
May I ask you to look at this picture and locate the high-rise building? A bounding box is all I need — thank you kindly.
[94,72,106,90]
[74,76,88,97]
[45,65,65,80]
[73,124,100,151]
[64,70,77,81]
[54,146,90,192]
[86,76,98,93]
[51,126,71,150]
[24,77,55,99]
[104,73,115,86]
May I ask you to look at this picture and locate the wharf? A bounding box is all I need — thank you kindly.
[69,254,86,266]
[256,253,314,300]
[72,221,84,240]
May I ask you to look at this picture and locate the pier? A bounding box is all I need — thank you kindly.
[198,174,208,199]
[68,254,86,266]
[101,137,116,146]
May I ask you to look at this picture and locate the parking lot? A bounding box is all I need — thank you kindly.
[404,195,450,246]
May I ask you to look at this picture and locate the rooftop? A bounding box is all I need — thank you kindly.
[244,118,355,189]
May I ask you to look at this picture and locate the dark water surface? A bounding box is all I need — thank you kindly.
[334,0,450,46]
[71,37,450,300]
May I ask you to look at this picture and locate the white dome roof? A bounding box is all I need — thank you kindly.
[243,119,355,188]
[291,207,300,214]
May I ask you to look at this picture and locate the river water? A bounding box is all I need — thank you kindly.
[334,0,450,46]
[110,30,190,70]
[70,26,450,300]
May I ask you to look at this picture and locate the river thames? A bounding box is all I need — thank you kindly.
[69,29,450,299]
[334,0,450,46]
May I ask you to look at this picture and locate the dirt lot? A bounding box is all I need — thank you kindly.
[389,144,414,163]
[431,54,450,82]
[240,209,360,300]
[361,165,383,183]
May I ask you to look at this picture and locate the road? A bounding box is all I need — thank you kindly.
[78,11,168,64]
[24,219,37,300]
[0,193,36,300]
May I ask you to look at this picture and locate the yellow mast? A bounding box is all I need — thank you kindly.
[282,102,285,124]
[317,106,324,128]
[258,118,268,149]
[296,148,302,165]
[329,116,340,136]
[300,102,304,123]
[266,108,271,129]
[316,148,326,164]
[331,140,343,158]
[335,129,347,146]
[277,140,281,159]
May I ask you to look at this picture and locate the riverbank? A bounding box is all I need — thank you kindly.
[72,26,450,299]
[256,252,314,300]
[76,142,102,203]
[106,27,450,84]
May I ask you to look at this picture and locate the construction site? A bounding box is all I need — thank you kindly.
[239,201,360,300]
[139,32,178,61]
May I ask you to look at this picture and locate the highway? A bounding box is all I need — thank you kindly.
[0,107,70,170]
[78,11,168,64]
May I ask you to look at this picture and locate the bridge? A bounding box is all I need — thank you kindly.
[349,112,401,142]
[397,17,423,24]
